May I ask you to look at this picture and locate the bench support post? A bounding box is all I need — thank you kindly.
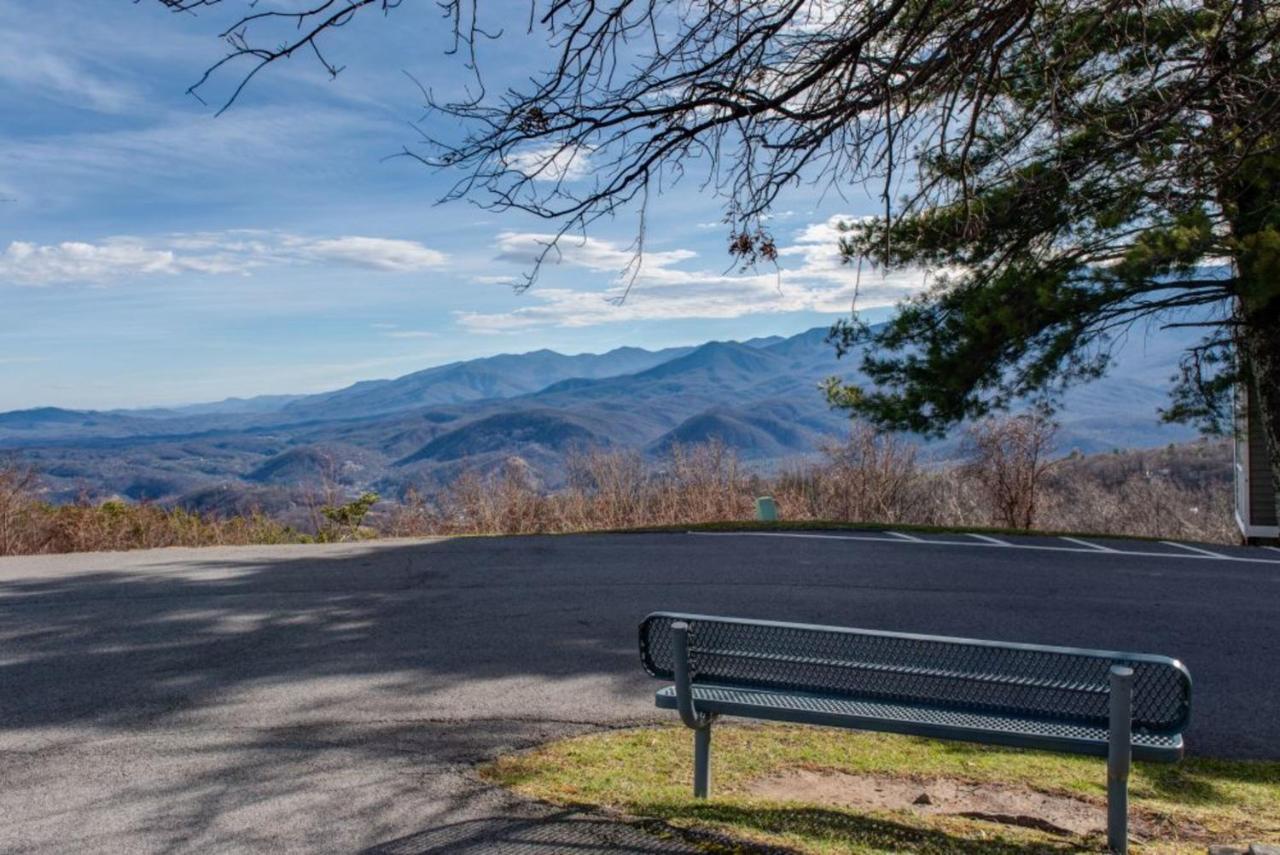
[693,723,712,798]
[671,621,714,798]
[1107,665,1134,854]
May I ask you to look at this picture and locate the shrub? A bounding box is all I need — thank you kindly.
[775,423,923,523]
[0,431,1239,555]
[317,492,380,542]
[962,411,1060,529]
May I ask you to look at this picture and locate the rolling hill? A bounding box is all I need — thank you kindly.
[0,320,1203,508]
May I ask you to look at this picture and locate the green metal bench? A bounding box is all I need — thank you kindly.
[639,612,1192,854]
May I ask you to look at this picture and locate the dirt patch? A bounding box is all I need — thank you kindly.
[746,769,1112,837]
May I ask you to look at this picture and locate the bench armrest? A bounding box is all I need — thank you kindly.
[672,621,711,730]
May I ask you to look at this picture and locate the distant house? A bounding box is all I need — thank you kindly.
[1235,383,1279,542]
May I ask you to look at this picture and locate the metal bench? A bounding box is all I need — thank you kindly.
[639,612,1192,854]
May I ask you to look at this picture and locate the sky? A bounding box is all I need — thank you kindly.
[0,0,924,411]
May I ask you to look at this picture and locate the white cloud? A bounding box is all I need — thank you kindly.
[0,239,229,285]
[383,329,438,339]
[456,215,931,332]
[504,144,594,182]
[0,231,448,286]
[289,236,447,271]
[493,231,697,274]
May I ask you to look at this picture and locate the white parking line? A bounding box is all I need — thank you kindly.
[1060,536,1117,553]
[687,530,1280,565]
[887,531,923,542]
[1268,546,1280,554]
[1161,541,1229,559]
[967,533,1010,546]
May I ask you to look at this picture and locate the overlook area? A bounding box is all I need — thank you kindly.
[3,1,1278,852]
[3,531,1278,852]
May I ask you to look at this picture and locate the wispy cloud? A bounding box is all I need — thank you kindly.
[0,231,448,286]
[0,49,139,114]
[292,236,446,271]
[1,104,402,217]
[492,231,697,275]
[0,3,150,114]
[504,144,594,182]
[456,216,930,332]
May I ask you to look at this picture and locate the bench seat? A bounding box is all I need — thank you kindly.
[655,683,1183,762]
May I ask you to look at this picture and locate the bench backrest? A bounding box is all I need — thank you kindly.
[639,612,1191,735]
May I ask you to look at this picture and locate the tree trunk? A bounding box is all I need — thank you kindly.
[1221,0,1280,536]
[1240,303,1280,534]
[1230,154,1280,535]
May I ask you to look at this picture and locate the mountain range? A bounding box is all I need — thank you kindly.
[0,322,1201,511]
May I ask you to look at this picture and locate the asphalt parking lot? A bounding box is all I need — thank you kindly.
[2,531,1277,852]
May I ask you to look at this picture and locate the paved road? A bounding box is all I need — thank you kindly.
[2,532,1278,853]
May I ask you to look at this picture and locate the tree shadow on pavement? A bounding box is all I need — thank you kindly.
[0,537,682,851]
[0,538,663,734]
[2,532,1278,851]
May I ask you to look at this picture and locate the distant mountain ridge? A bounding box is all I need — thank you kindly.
[0,321,1202,510]
[278,345,695,419]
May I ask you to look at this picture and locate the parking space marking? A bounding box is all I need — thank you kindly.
[1161,541,1229,559]
[967,533,1010,546]
[1060,536,1117,552]
[688,531,1280,565]
[887,531,923,542]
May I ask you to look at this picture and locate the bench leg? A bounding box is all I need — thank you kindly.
[693,722,712,798]
[1107,665,1134,854]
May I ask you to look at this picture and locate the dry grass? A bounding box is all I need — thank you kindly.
[0,458,305,556]
[482,723,1280,854]
[0,428,1238,557]
[383,430,1236,545]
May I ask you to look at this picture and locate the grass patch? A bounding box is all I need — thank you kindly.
[481,723,1280,854]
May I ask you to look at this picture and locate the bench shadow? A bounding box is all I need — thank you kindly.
[655,801,1082,854]
[1135,762,1247,806]
[363,810,695,854]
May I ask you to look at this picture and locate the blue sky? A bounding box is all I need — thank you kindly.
[0,0,920,411]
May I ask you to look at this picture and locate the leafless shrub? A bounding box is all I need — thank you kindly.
[1041,445,1236,543]
[962,412,1060,530]
[0,458,45,556]
[899,466,986,529]
[416,460,554,535]
[0,436,1240,555]
[651,441,754,525]
[381,488,435,538]
[0,460,303,557]
[563,447,649,529]
[775,423,923,524]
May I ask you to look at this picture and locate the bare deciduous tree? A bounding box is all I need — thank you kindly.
[0,458,43,556]
[963,412,1060,530]
[779,423,922,524]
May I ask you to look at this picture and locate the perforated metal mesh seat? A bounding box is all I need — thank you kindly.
[641,612,1190,761]
[655,685,1183,761]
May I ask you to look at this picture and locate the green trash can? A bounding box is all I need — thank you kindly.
[755,496,778,522]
